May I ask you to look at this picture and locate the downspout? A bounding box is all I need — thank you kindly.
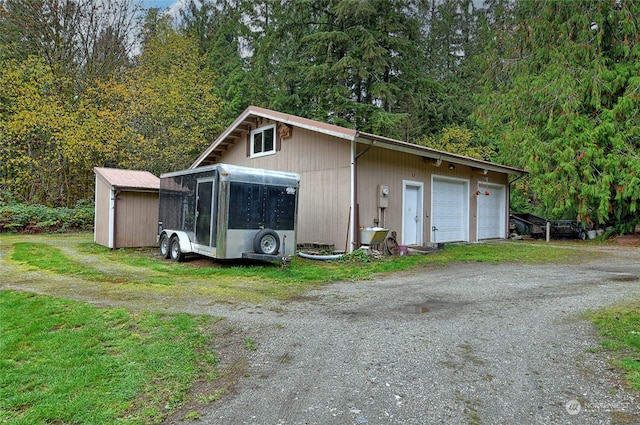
[350,138,356,253]
[350,134,375,252]
[108,187,115,248]
[112,189,120,250]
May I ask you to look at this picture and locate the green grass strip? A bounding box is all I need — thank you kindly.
[12,239,595,302]
[83,240,586,281]
[0,290,220,424]
[12,242,131,283]
[589,302,640,389]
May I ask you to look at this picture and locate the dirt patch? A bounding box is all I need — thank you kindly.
[616,234,640,246]
[161,320,250,423]
[401,299,468,313]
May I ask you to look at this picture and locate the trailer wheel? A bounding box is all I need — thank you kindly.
[254,229,280,255]
[159,233,170,259]
[170,237,184,262]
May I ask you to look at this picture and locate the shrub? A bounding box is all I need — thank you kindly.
[338,248,372,263]
[0,200,94,233]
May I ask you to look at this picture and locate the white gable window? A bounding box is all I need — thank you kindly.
[251,124,276,158]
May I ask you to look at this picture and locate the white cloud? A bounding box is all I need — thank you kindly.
[160,0,202,22]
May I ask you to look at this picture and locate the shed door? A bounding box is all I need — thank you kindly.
[195,179,215,247]
[114,191,159,248]
[402,181,423,246]
[431,177,469,243]
[477,184,506,240]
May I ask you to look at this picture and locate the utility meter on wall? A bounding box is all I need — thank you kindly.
[378,185,389,208]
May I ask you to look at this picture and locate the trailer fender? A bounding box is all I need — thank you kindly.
[161,230,193,255]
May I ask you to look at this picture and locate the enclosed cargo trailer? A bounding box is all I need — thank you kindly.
[158,164,299,263]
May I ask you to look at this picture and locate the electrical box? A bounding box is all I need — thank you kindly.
[377,185,389,208]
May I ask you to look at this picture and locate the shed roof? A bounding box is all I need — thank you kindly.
[191,105,526,176]
[94,167,159,191]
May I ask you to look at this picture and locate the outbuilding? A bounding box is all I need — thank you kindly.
[94,167,160,249]
[191,106,527,252]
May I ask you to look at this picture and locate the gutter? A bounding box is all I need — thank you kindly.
[355,132,527,177]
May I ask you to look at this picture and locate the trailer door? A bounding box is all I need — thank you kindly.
[195,179,215,247]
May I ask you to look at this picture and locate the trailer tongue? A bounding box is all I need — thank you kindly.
[158,164,300,264]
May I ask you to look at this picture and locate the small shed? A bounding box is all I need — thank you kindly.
[94,167,160,249]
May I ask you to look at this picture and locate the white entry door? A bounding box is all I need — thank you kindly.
[431,177,469,243]
[402,181,423,246]
[477,183,506,239]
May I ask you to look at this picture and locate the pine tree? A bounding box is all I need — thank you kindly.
[475,0,640,228]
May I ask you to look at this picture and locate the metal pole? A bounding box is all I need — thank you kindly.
[546,222,551,243]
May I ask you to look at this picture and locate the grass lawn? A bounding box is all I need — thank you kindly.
[589,302,640,389]
[0,232,635,423]
[0,233,595,307]
[0,290,222,424]
[6,234,595,303]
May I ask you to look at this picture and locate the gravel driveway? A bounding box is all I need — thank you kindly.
[192,247,640,425]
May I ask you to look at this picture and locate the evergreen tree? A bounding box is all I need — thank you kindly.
[475,0,640,227]
[396,0,491,141]
[176,0,484,139]
[289,0,421,134]
[180,0,252,123]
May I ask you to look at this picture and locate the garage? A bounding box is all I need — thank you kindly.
[431,176,469,243]
[477,183,506,240]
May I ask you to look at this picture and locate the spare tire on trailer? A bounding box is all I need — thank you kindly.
[253,229,280,255]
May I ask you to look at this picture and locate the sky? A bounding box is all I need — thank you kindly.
[140,0,179,9]
[139,0,192,20]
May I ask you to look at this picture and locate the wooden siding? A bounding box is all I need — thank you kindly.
[94,176,111,247]
[210,117,513,249]
[114,191,159,248]
[215,125,352,250]
[356,146,508,244]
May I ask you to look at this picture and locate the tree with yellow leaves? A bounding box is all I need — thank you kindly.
[414,125,494,160]
[100,12,223,176]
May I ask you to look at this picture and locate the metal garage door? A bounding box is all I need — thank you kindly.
[431,177,469,243]
[477,183,506,240]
